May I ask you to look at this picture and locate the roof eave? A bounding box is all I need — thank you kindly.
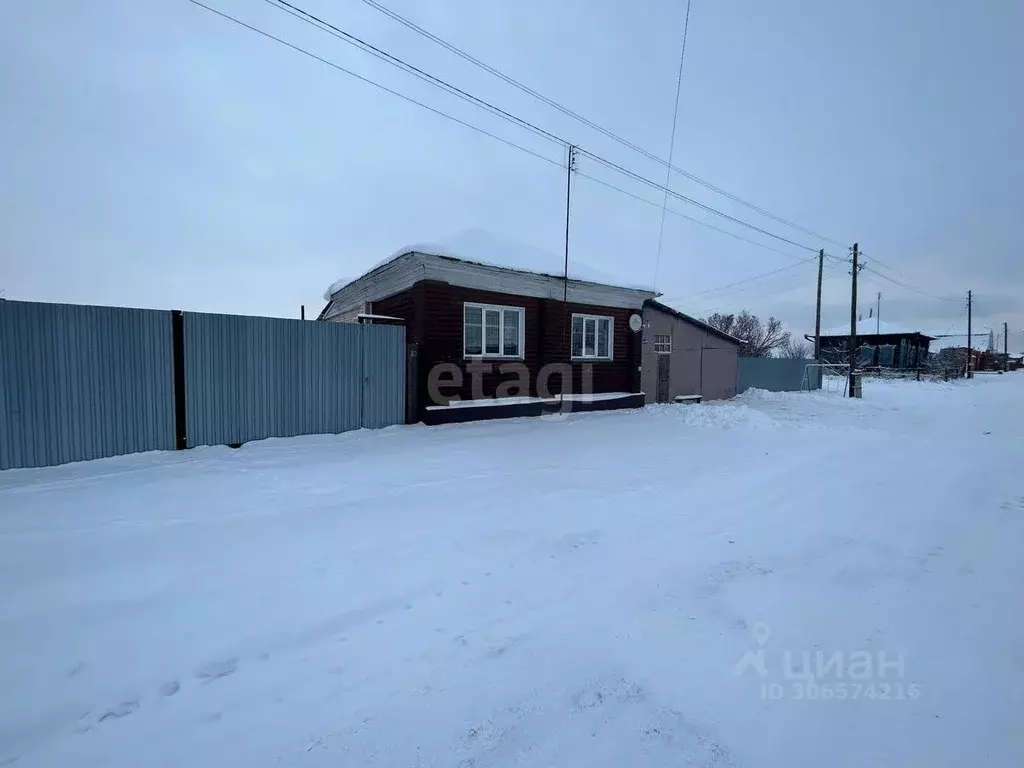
[327,250,657,302]
[643,299,745,345]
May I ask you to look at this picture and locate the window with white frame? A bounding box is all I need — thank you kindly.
[653,334,672,354]
[463,302,524,358]
[571,314,613,360]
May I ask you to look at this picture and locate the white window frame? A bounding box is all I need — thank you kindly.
[653,334,672,354]
[463,302,525,359]
[571,313,614,361]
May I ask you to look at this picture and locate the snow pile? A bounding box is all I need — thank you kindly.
[324,228,654,299]
[645,399,783,430]
[2,375,1023,766]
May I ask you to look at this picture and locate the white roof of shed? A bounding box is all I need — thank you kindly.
[820,320,932,338]
[928,332,994,352]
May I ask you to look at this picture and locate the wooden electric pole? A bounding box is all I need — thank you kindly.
[814,249,824,360]
[966,289,973,378]
[1004,321,1009,371]
[848,243,859,397]
[876,292,881,335]
[561,145,577,366]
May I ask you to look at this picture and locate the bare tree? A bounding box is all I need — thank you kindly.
[702,310,791,357]
[780,338,811,359]
[703,312,736,336]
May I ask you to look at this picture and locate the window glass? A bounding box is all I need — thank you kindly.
[484,309,501,354]
[597,319,610,357]
[465,306,483,355]
[584,318,596,357]
[571,316,584,357]
[503,309,520,356]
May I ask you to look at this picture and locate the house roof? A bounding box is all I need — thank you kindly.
[819,320,934,339]
[644,300,746,345]
[928,332,995,352]
[324,229,654,300]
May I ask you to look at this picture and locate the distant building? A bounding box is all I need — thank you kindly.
[815,320,935,369]
[926,332,995,374]
[927,332,993,355]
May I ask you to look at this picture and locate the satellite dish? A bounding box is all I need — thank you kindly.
[629,313,643,332]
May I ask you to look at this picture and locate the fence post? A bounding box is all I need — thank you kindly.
[171,310,188,450]
[358,323,367,428]
[406,343,419,424]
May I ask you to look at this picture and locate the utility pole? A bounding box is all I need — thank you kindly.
[876,292,881,335]
[966,289,973,378]
[848,243,859,397]
[301,304,306,321]
[561,145,577,369]
[1004,321,1009,372]
[814,249,824,360]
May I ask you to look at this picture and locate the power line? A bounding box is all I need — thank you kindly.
[934,303,969,337]
[861,264,959,302]
[658,257,816,303]
[653,0,692,288]
[189,0,828,259]
[185,0,564,168]
[859,249,959,301]
[683,269,824,305]
[354,0,844,247]
[579,149,820,253]
[261,0,563,147]
[857,250,920,282]
[263,0,825,251]
[184,0,824,274]
[575,169,811,263]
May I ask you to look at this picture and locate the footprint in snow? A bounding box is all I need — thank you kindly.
[195,658,238,684]
[99,700,139,722]
[159,680,180,697]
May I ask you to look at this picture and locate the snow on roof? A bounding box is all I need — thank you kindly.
[928,332,994,352]
[820,319,932,338]
[324,228,653,299]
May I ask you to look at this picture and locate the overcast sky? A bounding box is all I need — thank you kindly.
[2,0,1022,350]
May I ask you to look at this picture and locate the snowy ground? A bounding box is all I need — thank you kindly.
[2,375,1023,767]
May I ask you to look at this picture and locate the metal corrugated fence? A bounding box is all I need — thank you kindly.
[0,300,175,469]
[1,301,407,469]
[183,313,405,448]
[737,358,821,393]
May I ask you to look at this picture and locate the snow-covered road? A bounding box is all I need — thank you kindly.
[2,376,1023,767]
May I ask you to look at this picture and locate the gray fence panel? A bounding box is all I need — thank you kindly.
[361,325,406,429]
[0,300,175,470]
[183,314,404,448]
[737,358,820,393]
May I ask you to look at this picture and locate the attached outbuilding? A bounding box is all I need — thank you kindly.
[641,300,743,403]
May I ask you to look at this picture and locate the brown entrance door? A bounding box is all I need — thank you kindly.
[656,354,670,403]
